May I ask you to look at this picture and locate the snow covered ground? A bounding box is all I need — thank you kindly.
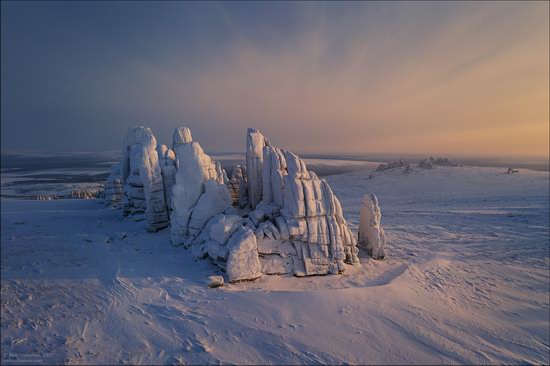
[1,165,548,364]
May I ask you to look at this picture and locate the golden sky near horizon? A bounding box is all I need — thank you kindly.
[2,1,549,157]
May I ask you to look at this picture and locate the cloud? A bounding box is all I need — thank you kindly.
[1,1,548,157]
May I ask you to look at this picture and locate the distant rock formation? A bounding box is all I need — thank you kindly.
[104,163,123,208]
[358,193,386,259]
[121,126,169,232]
[417,158,435,169]
[418,156,461,169]
[376,159,410,172]
[506,167,519,174]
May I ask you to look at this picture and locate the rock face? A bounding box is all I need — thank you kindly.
[226,227,262,282]
[115,125,362,281]
[170,128,232,246]
[246,128,269,209]
[226,165,248,208]
[358,193,386,259]
[104,163,123,208]
[121,126,169,232]
[158,144,177,215]
[184,128,360,281]
[257,139,360,276]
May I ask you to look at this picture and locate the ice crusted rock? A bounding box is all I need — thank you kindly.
[158,144,177,215]
[116,125,360,280]
[104,162,123,208]
[246,128,269,209]
[358,193,386,259]
[188,128,360,278]
[260,141,359,274]
[227,165,248,208]
[209,214,243,245]
[226,227,262,282]
[170,127,231,246]
[173,127,193,151]
[121,126,169,232]
[188,180,232,236]
[208,275,224,288]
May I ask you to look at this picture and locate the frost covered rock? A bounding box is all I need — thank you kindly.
[227,165,248,207]
[259,141,359,274]
[121,126,169,231]
[188,180,232,236]
[121,125,361,280]
[173,127,193,151]
[358,193,386,259]
[190,128,360,278]
[170,127,231,246]
[226,227,262,282]
[158,144,177,215]
[208,275,224,288]
[209,214,243,245]
[246,128,269,209]
[105,163,122,208]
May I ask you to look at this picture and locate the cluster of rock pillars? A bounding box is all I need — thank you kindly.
[104,126,386,282]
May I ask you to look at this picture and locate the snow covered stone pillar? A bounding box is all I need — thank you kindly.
[170,128,231,246]
[121,126,169,232]
[172,127,193,152]
[104,163,123,208]
[246,128,269,209]
[358,193,386,259]
[158,144,177,216]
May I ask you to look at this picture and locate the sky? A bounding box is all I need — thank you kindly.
[1,1,549,158]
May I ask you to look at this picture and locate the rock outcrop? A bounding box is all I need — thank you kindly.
[121,126,169,232]
[226,165,248,208]
[376,159,410,172]
[170,128,232,246]
[246,128,269,209]
[158,144,177,215]
[358,193,386,259]
[418,156,461,169]
[114,125,362,282]
[104,163,123,208]
[182,128,360,281]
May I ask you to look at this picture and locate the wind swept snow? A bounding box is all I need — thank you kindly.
[1,165,548,364]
